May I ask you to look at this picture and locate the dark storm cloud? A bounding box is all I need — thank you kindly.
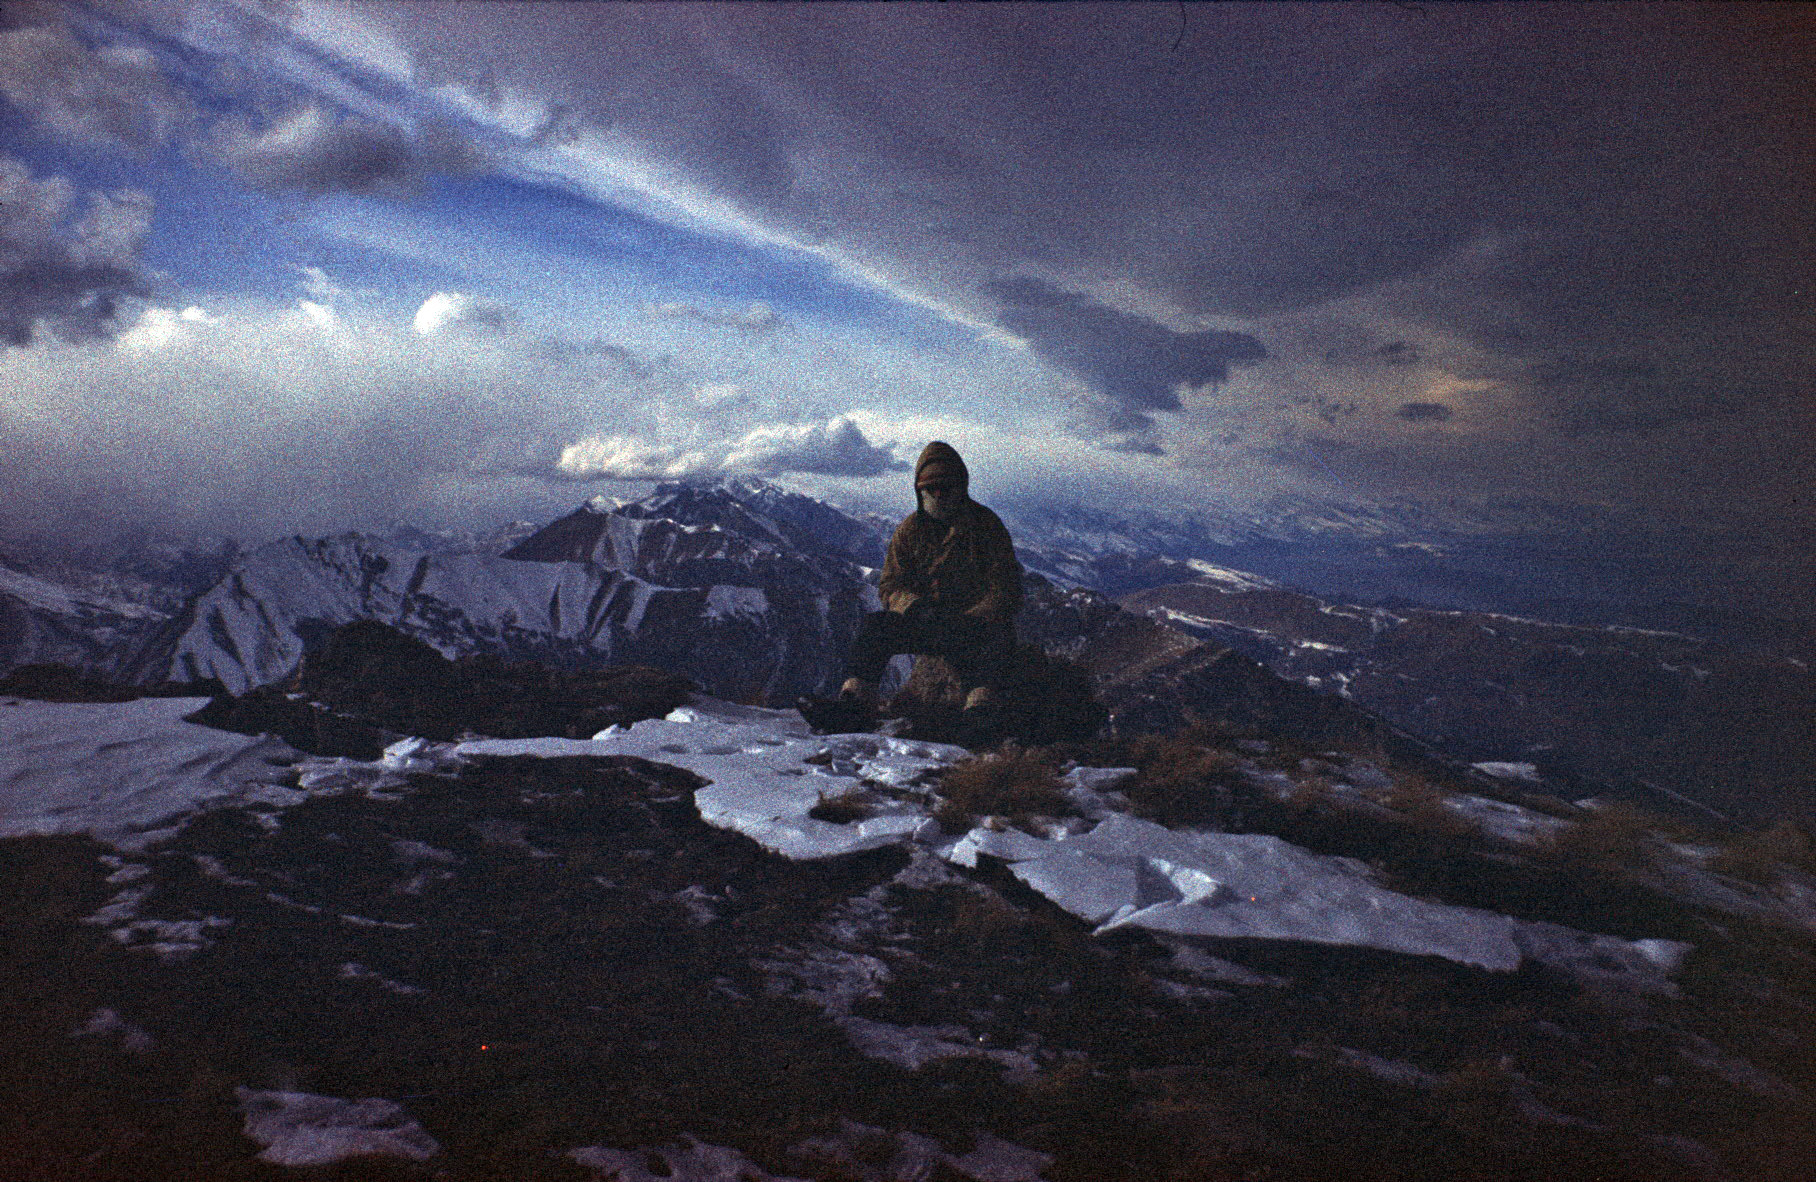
[1529,358,1746,437]
[1397,402,1454,423]
[361,4,1813,462]
[0,154,152,346]
[986,277,1266,426]
[0,257,147,346]
[0,13,196,154]
[213,105,487,199]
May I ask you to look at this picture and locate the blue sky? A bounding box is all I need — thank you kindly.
[2,1,1812,624]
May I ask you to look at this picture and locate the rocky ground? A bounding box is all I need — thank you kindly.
[4,650,1816,1179]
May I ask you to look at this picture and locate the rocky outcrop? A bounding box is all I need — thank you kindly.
[187,619,696,757]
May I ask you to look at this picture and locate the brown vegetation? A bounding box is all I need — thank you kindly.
[1120,733,1247,827]
[1366,772,1481,841]
[1541,800,1670,871]
[808,787,876,825]
[1708,820,1816,885]
[933,746,1072,832]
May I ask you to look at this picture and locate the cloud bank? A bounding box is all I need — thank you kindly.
[556,416,905,482]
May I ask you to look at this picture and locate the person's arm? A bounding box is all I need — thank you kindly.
[962,511,1023,621]
[877,518,925,614]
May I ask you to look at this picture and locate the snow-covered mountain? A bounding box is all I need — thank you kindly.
[0,562,168,677]
[94,477,1815,833]
[129,529,875,701]
[125,480,898,701]
[999,496,1812,655]
[504,478,889,585]
[0,533,240,679]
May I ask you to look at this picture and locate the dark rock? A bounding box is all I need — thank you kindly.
[187,620,696,756]
[0,662,224,703]
[885,646,1107,748]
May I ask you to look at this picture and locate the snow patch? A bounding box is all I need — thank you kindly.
[1471,761,1542,783]
[0,698,302,850]
[704,584,769,620]
[235,1089,439,1166]
[459,696,967,860]
[962,815,1524,970]
[72,1007,155,1052]
[792,1121,1055,1182]
[1184,560,1280,592]
[571,1136,805,1182]
[460,696,1687,982]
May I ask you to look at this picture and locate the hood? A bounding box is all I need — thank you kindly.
[914,441,969,491]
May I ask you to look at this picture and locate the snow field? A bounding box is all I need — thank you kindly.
[2,692,1699,983]
[0,696,302,851]
[459,696,1691,984]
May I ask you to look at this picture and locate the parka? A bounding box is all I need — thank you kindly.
[876,441,1023,624]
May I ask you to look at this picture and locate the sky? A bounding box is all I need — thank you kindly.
[1,1,1812,621]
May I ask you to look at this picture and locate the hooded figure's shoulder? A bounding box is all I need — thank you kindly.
[890,508,928,540]
[966,500,1012,539]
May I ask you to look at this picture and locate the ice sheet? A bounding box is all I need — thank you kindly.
[0,696,301,850]
[458,696,967,860]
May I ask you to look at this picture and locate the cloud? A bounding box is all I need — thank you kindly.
[295,265,343,300]
[985,277,1266,430]
[1397,402,1454,423]
[726,417,908,477]
[553,436,712,482]
[412,291,518,337]
[557,416,905,481]
[213,104,487,198]
[345,5,1808,492]
[0,153,153,346]
[648,300,788,334]
[0,16,196,154]
[0,299,641,540]
[693,382,746,407]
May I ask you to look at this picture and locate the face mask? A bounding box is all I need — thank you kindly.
[919,485,962,520]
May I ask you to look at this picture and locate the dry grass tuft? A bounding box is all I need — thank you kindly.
[1541,800,1668,871]
[1368,772,1481,840]
[1017,1058,1097,1106]
[1708,820,1816,885]
[934,747,1072,831]
[808,787,875,825]
[1122,735,1246,827]
[1282,774,1342,814]
[948,890,1028,943]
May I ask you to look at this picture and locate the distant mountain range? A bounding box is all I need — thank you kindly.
[1120,571,1815,829]
[1000,495,1813,656]
[4,478,1810,826]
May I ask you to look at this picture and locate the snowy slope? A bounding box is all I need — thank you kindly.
[132,532,876,699]
[3,689,1701,980]
[0,695,299,850]
[459,698,1690,985]
[11,687,1816,1176]
[0,563,171,679]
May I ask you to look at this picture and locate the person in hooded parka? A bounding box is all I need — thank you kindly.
[838,441,1023,714]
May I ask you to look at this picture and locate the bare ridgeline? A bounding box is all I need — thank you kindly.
[2,478,1815,1179]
